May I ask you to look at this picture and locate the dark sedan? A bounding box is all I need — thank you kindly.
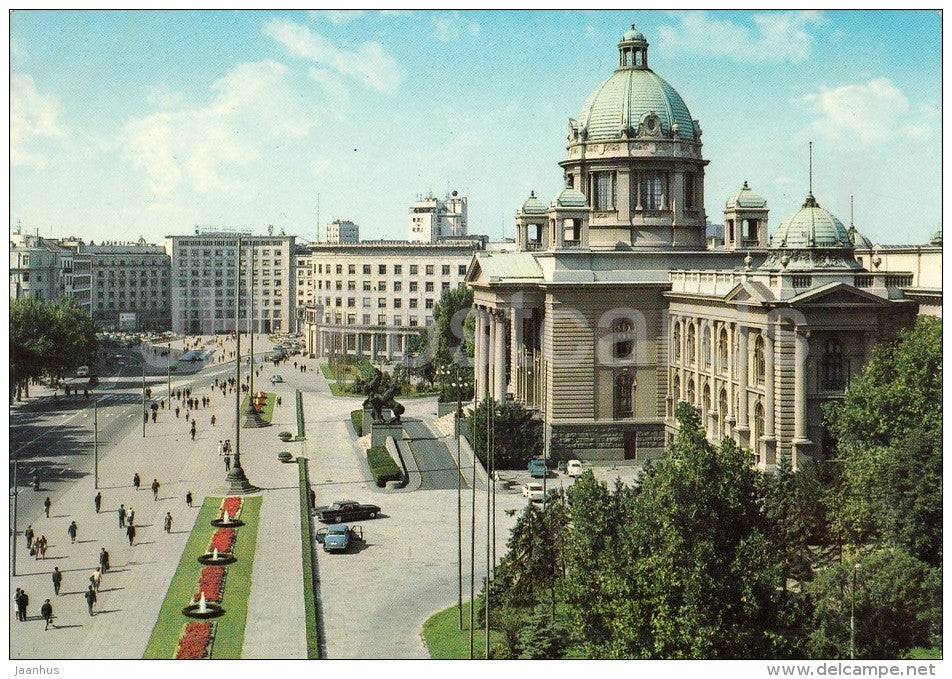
[313,499,381,524]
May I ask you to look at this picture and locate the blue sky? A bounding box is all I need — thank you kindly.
[10,9,942,246]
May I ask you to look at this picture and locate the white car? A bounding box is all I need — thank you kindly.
[76,366,89,377]
[521,482,544,502]
[566,459,583,477]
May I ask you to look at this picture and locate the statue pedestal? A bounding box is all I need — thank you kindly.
[370,421,402,448]
[363,406,393,437]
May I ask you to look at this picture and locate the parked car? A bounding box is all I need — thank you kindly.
[528,458,548,478]
[313,499,382,524]
[270,374,283,384]
[76,366,89,377]
[566,459,583,477]
[521,482,544,502]
[316,523,363,553]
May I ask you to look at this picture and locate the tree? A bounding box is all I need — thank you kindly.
[807,549,941,659]
[469,397,542,469]
[758,456,814,585]
[825,316,942,566]
[517,605,567,659]
[432,284,474,367]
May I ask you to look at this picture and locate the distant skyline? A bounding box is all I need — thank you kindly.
[10,10,942,245]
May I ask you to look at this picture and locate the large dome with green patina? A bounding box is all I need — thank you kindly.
[769,193,852,249]
[575,26,699,143]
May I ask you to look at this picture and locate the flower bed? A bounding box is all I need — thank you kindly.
[219,496,242,520]
[208,528,236,554]
[175,621,215,659]
[194,566,226,603]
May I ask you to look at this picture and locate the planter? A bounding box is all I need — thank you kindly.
[278,432,293,442]
[278,451,293,463]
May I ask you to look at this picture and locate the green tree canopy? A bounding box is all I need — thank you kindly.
[432,284,474,367]
[469,397,542,469]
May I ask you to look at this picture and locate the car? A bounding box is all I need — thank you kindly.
[566,459,583,477]
[521,482,544,502]
[270,374,283,384]
[76,366,89,377]
[316,523,363,553]
[313,499,382,524]
[528,458,548,478]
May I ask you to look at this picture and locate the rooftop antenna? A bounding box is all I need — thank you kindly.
[808,141,813,195]
[850,195,854,227]
[317,192,320,242]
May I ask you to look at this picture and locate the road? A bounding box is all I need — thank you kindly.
[402,419,466,491]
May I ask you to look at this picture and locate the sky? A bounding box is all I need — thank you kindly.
[9,9,943,246]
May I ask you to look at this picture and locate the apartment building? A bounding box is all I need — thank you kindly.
[10,233,91,313]
[325,219,359,244]
[302,238,485,359]
[295,242,314,330]
[87,241,171,330]
[408,191,468,242]
[166,229,296,335]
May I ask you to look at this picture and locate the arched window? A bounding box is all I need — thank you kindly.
[612,317,634,360]
[614,371,633,419]
[687,378,696,405]
[754,335,766,384]
[673,321,682,363]
[687,323,697,365]
[718,388,729,438]
[822,338,845,391]
[673,373,681,402]
[701,324,711,369]
[753,401,765,463]
[718,327,729,374]
[702,383,711,433]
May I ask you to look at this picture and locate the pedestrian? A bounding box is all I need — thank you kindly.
[210,414,216,426]
[186,491,193,508]
[175,406,180,418]
[151,411,157,423]
[152,479,161,500]
[99,547,110,573]
[143,411,148,426]
[67,521,78,544]
[126,523,136,546]
[185,410,190,422]
[38,535,48,559]
[309,488,316,509]
[89,568,101,592]
[217,440,224,456]
[224,454,231,472]
[25,524,34,550]
[51,567,62,596]
[164,512,173,533]
[84,585,96,616]
[127,508,135,526]
[13,589,22,621]
[118,504,126,528]
[94,491,102,513]
[191,420,196,441]
[17,588,29,622]
[43,496,51,518]
[133,473,140,491]
[41,599,53,630]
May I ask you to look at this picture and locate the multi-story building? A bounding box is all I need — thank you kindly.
[325,219,359,244]
[408,191,468,242]
[852,231,942,317]
[10,233,67,303]
[302,238,485,360]
[295,242,314,330]
[56,237,92,314]
[166,229,296,335]
[87,241,171,331]
[466,26,932,468]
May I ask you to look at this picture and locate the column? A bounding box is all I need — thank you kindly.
[475,308,486,402]
[764,331,775,437]
[793,328,808,441]
[510,309,520,400]
[737,326,749,429]
[487,310,496,400]
[494,310,507,401]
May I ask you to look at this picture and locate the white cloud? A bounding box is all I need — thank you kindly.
[803,77,933,146]
[432,11,480,43]
[308,67,350,118]
[122,60,313,196]
[11,73,64,167]
[312,10,366,25]
[585,25,598,38]
[264,18,404,94]
[146,84,185,110]
[657,11,822,63]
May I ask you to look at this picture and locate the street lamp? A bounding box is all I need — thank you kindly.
[167,341,172,402]
[451,367,471,631]
[850,562,862,659]
[141,358,146,438]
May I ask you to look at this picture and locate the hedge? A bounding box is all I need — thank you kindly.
[295,389,306,440]
[350,409,363,436]
[297,459,321,658]
[366,446,401,487]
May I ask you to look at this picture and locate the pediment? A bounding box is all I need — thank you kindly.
[788,282,891,307]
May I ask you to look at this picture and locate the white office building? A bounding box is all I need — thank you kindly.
[408,191,468,242]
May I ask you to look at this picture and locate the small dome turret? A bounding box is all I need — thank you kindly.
[520,191,547,216]
[726,181,767,210]
[552,187,588,208]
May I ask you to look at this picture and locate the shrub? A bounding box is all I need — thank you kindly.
[278,431,293,441]
[350,409,363,436]
[366,446,401,487]
[278,451,293,462]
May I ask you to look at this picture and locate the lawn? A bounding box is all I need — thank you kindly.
[240,391,276,423]
[319,362,359,381]
[329,382,362,398]
[143,495,262,659]
[421,597,503,659]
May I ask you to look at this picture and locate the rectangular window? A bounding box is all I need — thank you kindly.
[361,314,370,325]
[347,281,356,290]
[363,264,371,274]
[684,172,696,210]
[363,281,371,291]
[409,317,418,327]
[441,264,450,275]
[378,314,386,325]
[363,298,371,308]
[410,265,418,275]
[425,265,434,275]
[409,298,418,309]
[639,172,662,210]
[394,265,402,275]
[378,298,387,308]
[378,282,387,292]
[348,264,356,274]
[592,171,616,210]
[409,281,418,292]
[336,265,342,274]
[393,281,402,292]
[458,265,467,276]
[394,298,402,308]
[425,298,434,309]
[442,282,450,291]
[425,281,434,292]
[393,316,402,326]
[347,298,355,308]
[378,264,387,275]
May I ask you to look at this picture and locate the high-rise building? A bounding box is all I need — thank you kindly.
[87,240,171,331]
[408,191,468,242]
[325,220,359,244]
[166,229,296,335]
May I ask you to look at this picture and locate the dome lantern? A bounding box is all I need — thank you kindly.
[619,24,649,69]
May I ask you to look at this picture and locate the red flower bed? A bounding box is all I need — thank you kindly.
[220,496,242,520]
[208,528,235,554]
[175,621,213,659]
[193,565,226,603]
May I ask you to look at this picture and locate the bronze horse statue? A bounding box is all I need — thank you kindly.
[364,367,405,424]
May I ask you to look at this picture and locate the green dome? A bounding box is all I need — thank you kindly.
[726,181,767,209]
[770,194,852,249]
[622,24,645,42]
[552,187,588,208]
[847,225,873,249]
[520,191,547,215]
[577,67,698,142]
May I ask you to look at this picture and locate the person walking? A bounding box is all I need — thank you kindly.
[38,536,48,559]
[51,567,62,596]
[133,473,140,491]
[118,504,126,528]
[151,478,160,500]
[67,521,78,544]
[127,507,135,526]
[126,523,136,546]
[99,547,110,574]
[224,454,231,472]
[89,568,102,592]
[210,414,216,426]
[24,525,34,550]
[41,599,53,630]
[164,512,173,533]
[84,585,96,616]
[94,491,102,514]
[186,491,193,508]
[175,406,180,418]
[17,589,29,622]
[217,440,224,456]
[151,410,157,423]
[43,496,51,518]
[190,420,196,441]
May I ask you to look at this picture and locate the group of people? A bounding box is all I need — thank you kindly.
[24,525,48,559]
